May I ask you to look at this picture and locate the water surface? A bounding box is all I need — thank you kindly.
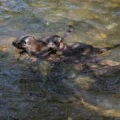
[0,0,120,119]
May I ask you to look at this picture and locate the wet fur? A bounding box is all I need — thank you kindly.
[56,42,120,57]
[12,25,120,58]
[12,35,50,56]
[12,25,73,56]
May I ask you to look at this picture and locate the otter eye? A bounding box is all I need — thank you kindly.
[18,43,21,45]
[23,41,26,44]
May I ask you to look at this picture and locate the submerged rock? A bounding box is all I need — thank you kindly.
[99,60,120,66]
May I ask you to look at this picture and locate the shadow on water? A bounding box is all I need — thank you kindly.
[0,0,120,120]
[1,44,120,120]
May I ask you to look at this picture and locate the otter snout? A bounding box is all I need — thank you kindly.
[12,40,24,49]
[47,42,58,51]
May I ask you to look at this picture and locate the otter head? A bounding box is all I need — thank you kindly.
[12,35,36,50]
[46,35,62,52]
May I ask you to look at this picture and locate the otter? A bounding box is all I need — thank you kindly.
[12,25,120,58]
[39,25,74,53]
[54,42,120,56]
[12,25,74,57]
[12,35,50,56]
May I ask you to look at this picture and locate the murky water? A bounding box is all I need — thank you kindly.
[0,0,120,120]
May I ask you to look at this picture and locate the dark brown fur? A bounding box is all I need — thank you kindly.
[58,42,120,56]
[12,25,74,56]
[12,35,50,57]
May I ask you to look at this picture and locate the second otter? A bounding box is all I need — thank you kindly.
[12,25,74,56]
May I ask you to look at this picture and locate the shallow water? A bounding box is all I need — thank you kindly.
[0,0,120,120]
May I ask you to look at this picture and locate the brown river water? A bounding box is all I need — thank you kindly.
[0,0,120,120]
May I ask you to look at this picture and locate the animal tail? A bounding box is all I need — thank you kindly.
[105,43,120,50]
[96,43,120,53]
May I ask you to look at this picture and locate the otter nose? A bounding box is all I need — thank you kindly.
[48,42,55,47]
[49,42,54,45]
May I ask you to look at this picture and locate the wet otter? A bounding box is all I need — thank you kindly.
[12,35,50,56]
[12,25,74,56]
[13,25,120,58]
[39,25,74,52]
[55,42,120,56]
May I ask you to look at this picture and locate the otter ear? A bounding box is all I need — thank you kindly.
[57,37,62,43]
[26,34,36,40]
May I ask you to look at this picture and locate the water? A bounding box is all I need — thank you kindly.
[0,0,120,119]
